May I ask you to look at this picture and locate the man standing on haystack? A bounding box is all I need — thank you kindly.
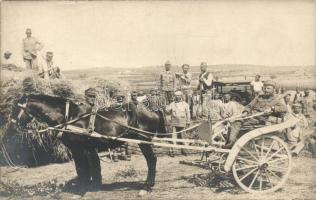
[22,28,43,70]
[39,51,63,79]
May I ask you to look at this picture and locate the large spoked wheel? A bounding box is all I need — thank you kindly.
[232,136,292,193]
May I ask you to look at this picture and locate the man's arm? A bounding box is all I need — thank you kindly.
[181,73,192,84]
[243,96,259,113]
[273,99,288,114]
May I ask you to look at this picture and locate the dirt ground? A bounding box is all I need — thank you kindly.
[1,153,316,200]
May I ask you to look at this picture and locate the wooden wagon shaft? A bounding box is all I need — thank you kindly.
[49,125,230,153]
[152,137,209,145]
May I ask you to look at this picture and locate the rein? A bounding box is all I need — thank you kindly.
[14,96,272,139]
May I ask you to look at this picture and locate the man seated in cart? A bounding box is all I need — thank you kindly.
[224,80,288,149]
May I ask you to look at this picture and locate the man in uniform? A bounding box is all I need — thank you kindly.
[160,61,176,104]
[223,93,242,119]
[197,62,213,95]
[176,64,193,112]
[165,90,191,155]
[22,28,43,70]
[84,88,99,133]
[39,51,63,79]
[224,80,288,148]
[250,75,264,97]
[285,103,308,156]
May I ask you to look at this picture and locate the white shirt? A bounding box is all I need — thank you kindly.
[251,81,263,93]
[201,72,213,87]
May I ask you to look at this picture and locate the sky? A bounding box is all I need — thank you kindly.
[1,0,315,70]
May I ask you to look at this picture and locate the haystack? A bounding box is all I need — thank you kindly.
[0,70,74,166]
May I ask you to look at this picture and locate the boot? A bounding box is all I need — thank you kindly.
[181,149,188,156]
[113,151,119,162]
[223,127,239,149]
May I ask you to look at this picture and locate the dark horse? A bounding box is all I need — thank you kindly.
[14,94,166,194]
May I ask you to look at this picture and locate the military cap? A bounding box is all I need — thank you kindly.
[182,64,190,68]
[150,87,158,92]
[85,88,97,96]
[165,60,171,66]
[46,51,53,56]
[4,51,12,56]
[174,90,183,96]
[263,80,276,87]
[131,91,138,95]
[200,62,207,67]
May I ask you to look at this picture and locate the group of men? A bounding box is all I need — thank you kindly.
[21,28,62,79]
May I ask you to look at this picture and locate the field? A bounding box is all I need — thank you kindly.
[1,154,316,200]
[63,64,316,91]
[1,64,316,199]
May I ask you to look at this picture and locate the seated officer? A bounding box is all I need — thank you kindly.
[224,80,287,148]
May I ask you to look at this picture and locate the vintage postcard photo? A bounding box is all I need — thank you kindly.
[0,0,315,199]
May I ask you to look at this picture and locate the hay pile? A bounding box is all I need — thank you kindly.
[0,71,76,166]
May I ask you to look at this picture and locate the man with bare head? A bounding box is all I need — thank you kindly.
[22,28,43,70]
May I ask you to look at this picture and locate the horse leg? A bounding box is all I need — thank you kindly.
[86,146,102,188]
[70,146,91,186]
[138,144,157,191]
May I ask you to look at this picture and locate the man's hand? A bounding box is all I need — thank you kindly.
[241,111,248,118]
[264,107,274,114]
[186,122,191,127]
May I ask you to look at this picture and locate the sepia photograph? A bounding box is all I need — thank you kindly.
[0,0,315,199]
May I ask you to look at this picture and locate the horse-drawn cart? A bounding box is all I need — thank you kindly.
[12,95,300,194]
[45,112,299,194]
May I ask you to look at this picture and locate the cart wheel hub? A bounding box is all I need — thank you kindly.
[259,163,268,170]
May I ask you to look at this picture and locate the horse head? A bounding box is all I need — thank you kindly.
[12,94,81,128]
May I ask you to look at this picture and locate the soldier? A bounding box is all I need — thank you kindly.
[85,87,97,107]
[165,91,191,156]
[148,88,160,112]
[224,80,287,148]
[197,62,213,95]
[285,103,308,156]
[176,64,193,106]
[282,93,293,114]
[39,51,63,79]
[22,28,43,70]
[160,61,176,104]
[223,93,242,119]
[84,88,99,133]
[2,51,17,70]
[130,91,139,106]
[301,90,315,118]
[250,75,264,97]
